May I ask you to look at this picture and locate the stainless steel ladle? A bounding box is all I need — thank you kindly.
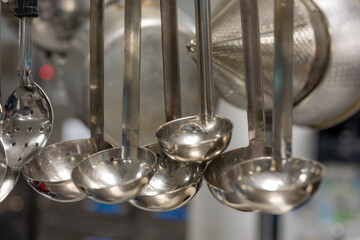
[21,0,112,202]
[155,0,233,163]
[205,0,271,212]
[233,0,325,214]
[1,1,53,169]
[129,0,205,212]
[72,0,157,204]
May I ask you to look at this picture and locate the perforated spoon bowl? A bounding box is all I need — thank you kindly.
[22,0,111,202]
[1,5,53,170]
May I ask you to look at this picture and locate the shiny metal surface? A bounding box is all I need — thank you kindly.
[129,144,204,211]
[129,0,204,211]
[156,116,232,162]
[0,3,10,186]
[0,166,19,203]
[73,0,157,204]
[195,0,215,123]
[156,0,233,163]
[71,147,156,204]
[160,0,181,122]
[190,0,323,115]
[233,0,325,214]
[1,17,53,169]
[235,157,324,214]
[192,0,360,128]
[22,139,111,202]
[22,0,110,202]
[272,0,295,160]
[205,147,271,211]
[293,0,360,128]
[206,0,270,212]
[63,2,198,146]
[121,0,142,157]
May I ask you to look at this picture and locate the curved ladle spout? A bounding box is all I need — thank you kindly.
[72,0,156,204]
[1,2,53,169]
[156,0,233,163]
[22,0,111,202]
[205,0,270,212]
[235,0,325,214]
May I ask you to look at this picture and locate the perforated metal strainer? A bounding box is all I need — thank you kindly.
[190,0,360,129]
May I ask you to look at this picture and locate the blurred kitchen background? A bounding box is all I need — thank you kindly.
[0,0,360,239]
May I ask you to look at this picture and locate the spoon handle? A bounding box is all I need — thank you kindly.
[122,0,142,158]
[14,0,38,88]
[17,17,34,88]
[273,0,294,160]
[160,0,182,122]
[90,0,105,149]
[195,0,214,124]
[239,0,266,150]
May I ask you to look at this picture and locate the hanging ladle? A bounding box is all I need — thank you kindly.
[205,0,271,212]
[0,1,20,202]
[129,0,205,212]
[232,0,325,214]
[22,0,112,202]
[155,0,233,163]
[72,0,157,204]
[0,0,53,169]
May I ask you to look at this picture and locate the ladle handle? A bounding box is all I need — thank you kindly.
[195,0,214,124]
[90,0,105,149]
[239,0,266,148]
[273,0,294,160]
[14,0,38,88]
[122,0,141,158]
[160,0,182,121]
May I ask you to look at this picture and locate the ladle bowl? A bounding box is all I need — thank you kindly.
[156,115,233,162]
[22,139,112,202]
[71,146,157,204]
[233,157,325,214]
[205,146,272,212]
[129,143,205,212]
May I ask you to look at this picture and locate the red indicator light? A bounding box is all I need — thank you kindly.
[39,64,55,81]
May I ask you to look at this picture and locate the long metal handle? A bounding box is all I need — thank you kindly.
[122,0,141,158]
[0,2,3,112]
[239,0,266,149]
[18,17,33,88]
[273,0,294,160]
[160,0,181,121]
[195,0,214,124]
[90,0,105,149]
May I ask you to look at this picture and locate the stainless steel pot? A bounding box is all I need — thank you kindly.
[190,0,360,129]
[62,1,198,146]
